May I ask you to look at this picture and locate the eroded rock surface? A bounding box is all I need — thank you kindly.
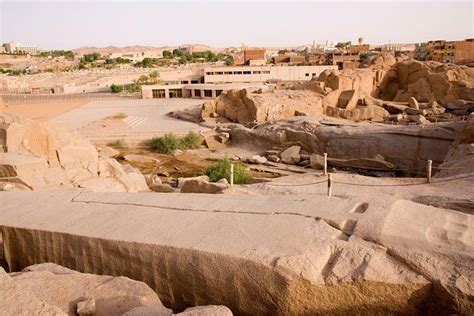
[201,89,324,123]
[0,112,148,192]
[1,190,472,314]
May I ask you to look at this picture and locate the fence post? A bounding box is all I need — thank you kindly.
[327,173,332,198]
[323,153,328,176]
[230,163,234,187]
[427,160,432,183]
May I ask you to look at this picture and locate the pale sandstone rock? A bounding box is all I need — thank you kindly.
[180,178,229,193]
[409,97,420,109]
[77,177,127,192]
[98,157,149,192]
[408,114,430,124]
[176,305,233,316]
[202,89,324,123]
[0,267,66,315]
[150,183,176,193]
[8,263,169,316]
[77,298,96,316]
[249,155,267,164]
[99,146,120,158]
[280,146,301,164]
[309,154,325,169]
[177,175,209,188]
[124,154,160,164]
[337,89,358,110]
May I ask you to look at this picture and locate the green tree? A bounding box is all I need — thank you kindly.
[149,71,160,83]
[162,50,172,58]
[172,49,184,57]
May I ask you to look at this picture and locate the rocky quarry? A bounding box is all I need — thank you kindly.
[194,54,473,124]
[1,56,473,316]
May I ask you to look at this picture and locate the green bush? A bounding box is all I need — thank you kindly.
[148,134,180,154]
[148,132,202,154]
[110,84,123,93]
[180,131,201,149]
[205,158,252,184]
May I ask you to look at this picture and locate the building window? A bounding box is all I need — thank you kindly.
[305,73,310,77]
[215,71,223,75]
[194,89,201,97]
[224,71,232,75]
[253,71,261,74]
[181,80,188,84]
[243,71,251,74]
[261,70,270,74]
[234,71,242,75]
[206,72,214,75]
[168,89,182,98]
[216,90,223,97]
[152,89,166,98]
[204,90,213,97]
[312,73,316,76]
[191,80,199,84]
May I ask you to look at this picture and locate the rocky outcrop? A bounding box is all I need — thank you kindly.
[7,263,169,316]
[436,116,474,177]
[0,112,148,192]
[180,178,229,193]
[226,117,465,172]
[1,263,232,316]
[201,89,324,123]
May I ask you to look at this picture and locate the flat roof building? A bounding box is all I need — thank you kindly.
[142,83,263,100]
[203,65,337,84]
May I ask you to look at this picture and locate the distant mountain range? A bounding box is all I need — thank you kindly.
[71,43,313,56]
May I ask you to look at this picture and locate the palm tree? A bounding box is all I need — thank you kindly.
[149,71,160,84]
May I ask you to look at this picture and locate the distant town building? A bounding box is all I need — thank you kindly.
[415,39,474,65]
[272,55,306,65]
[243,48,266,65]
[2,42,42,55]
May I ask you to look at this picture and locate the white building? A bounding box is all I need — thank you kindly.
[203,65,337,84]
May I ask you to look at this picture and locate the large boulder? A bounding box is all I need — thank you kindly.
[280,146,301,164]
[180,178,229,193]
[6,263,171,316]
[201,89,324,123]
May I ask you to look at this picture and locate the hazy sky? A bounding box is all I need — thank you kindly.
[0,0,472,50]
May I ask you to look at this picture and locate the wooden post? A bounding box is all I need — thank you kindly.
[230,163,234,187]
[323,153,328,176]
[427,160,432,183]
[327,174,332,198]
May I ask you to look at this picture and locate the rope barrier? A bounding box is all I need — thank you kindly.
[263,173,473,188]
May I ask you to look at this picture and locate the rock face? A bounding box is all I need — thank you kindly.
[228,117,465,172]
[201,89,324,123]
[0,112,148,192]
[436,117,474,177]
[1,191,473,314]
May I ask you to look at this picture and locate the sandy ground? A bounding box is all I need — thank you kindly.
[5,100,89,122]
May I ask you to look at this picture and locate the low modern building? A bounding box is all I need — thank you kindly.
[2,42,41,55]
[203,65,337,84]
[141,83,262,99]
